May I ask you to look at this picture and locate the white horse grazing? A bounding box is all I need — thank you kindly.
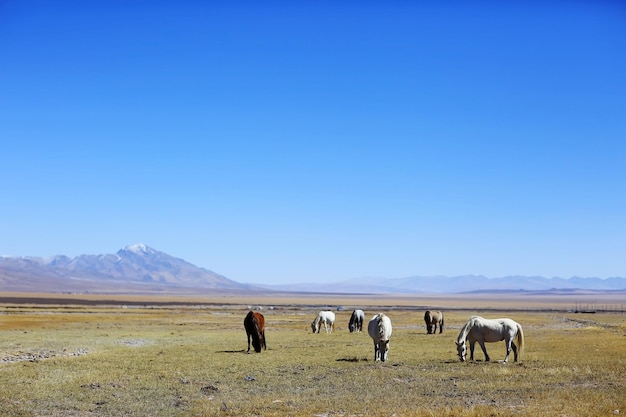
[368,313,392,362]
[311,311,336,333]
[455,316,524,363]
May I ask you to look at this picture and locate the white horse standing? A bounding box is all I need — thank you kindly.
[368,313,392,362]
[311,311,336,333]
[455,316,524,363]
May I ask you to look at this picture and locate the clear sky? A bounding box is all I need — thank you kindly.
[1,2,625,285]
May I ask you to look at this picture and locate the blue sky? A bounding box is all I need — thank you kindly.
[1,2,625,284]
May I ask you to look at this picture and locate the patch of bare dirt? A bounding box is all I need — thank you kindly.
[1,348,88,364]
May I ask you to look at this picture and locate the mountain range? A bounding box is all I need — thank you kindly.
[0,244,252,294]
[1,244,625,294]
[265,274,626,294]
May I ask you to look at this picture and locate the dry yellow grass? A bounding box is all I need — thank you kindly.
[0,295,625,416]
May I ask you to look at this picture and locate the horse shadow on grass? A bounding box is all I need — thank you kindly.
[336,357,369,362]
[217,349,276,354]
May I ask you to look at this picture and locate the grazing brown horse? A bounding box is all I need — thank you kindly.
[244,311,266,353]
[424,310,444,334]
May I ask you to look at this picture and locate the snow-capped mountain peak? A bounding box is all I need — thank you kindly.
[0,245,250,292]
[122,243,155,255]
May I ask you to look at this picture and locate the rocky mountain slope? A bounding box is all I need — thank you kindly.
[0,244,250,293]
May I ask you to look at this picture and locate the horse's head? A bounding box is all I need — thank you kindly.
[455,341,467,362]
[349,322,355,333]
[381,340,390,362]
[311,321,318,333]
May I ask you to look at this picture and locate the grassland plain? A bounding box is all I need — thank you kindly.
[0,293,625,416]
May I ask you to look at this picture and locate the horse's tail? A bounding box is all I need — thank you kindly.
[516,322,524,360]
[440,312,444,330]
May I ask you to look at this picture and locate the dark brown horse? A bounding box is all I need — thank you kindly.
[244,311,266,353]
[424,310,444,334]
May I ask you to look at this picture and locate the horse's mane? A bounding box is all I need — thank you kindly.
[349,310,358,325]
[456,316,479,343]
[252,316,263,352]
[375,314,390,340]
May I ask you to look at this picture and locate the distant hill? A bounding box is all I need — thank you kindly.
[264,274,626,294]
[0,244,253,293]
[2,246,625,295]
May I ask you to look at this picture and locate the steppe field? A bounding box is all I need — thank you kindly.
[0,292,624,417]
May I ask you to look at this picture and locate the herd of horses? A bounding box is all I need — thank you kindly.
[244,308,525,363]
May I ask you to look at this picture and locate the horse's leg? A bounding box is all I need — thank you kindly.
[439,320,443,334]
[478,341,490,362]
[247,333,251,353]
[383,340,389,362]
[469,341,475,361]
[503,339,512,363]
[504,339,517,363]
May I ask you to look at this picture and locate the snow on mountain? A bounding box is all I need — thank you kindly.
[122,243,155,255]
[1,245,625,294]
[0,244,252,292]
